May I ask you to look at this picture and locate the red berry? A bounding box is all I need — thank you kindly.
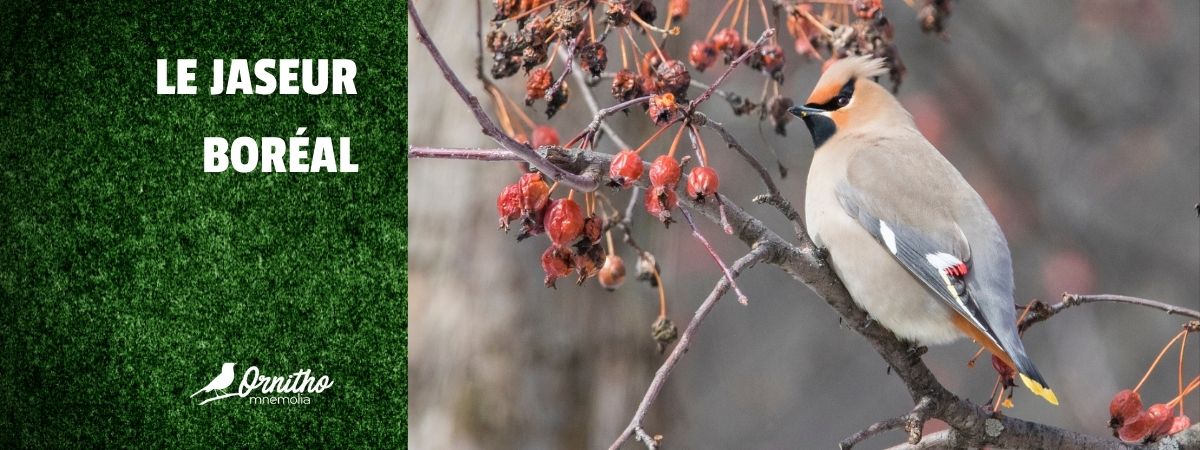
[759,44,785,76]
[668,0,688,21]
[1169,415,1192,435]
[496,183,522,230]
[1144,404,1175,439]
[713,28,744,59]
[688,40,717,72]
[990,354,1016,384]
[854,0,882,19]
[541,246,573,288]
[644,186,677,225]
[598,254,626,290]
[640,50,666,79]
[525,67,553,105]
[532,125,560,147]
[647,93,677,125]
[518,172,550,214]
[654,59,690,98]
[1109,389,1143,428]
[649,155,681,187]
[609,149,644,188]
[545,198,584,247]
[686,166,720,200]
[1118,411,1153,442]
[583,215,604,244]
[611,69,643,102]
[572,244,605,285]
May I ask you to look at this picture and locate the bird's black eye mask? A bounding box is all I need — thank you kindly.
[806,77,857,111]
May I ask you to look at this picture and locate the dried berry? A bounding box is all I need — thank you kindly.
[521,45,549,72]
[633,0,657,25]
[608,149,644,188]
[713,28,745,61]
[654,59,691,99]
[545,81,569,118]
[918,0,952,36]
[647,93,677,126]
[768,96,794,136]
[526,67,553,105]
[494,0,519,20]
[990,354,1016,386]
[583,214,604,244]
[854,0,882,20]
[606,0,632,27]
[1118,411,1155,443]
[758,44,785,81]
[598,254,626,290]
[532,125,560,148]
[640,50,667,79]
[652,316,678,353]
[668,0,689,21]
[546,198,585,247]
[688,40,718,72]
[573,243,605,284]
[549,6,584,38]
[635,252,660,286]
[649,154,681,187]
[611,69,643,102]
[578,42,608,77]
[1144,404,1175,440]
[518,172,550,215]
[1109,389,1143,429]
[686,166,719,201]
[645,186,677,225]
[497,183,522,230]
[541,245,574,288]
[486,29,508,53]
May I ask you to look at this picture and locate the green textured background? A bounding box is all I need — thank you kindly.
[0,1,408,447]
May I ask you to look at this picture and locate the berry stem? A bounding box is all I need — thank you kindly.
[688,124,709,166]
[652,268,667,318]
[622,27,644,62]
[707,0,737,40]
[1166,376,1200,409]
[666,124,685,158]
[757,0,774,44]
[619,30,629,68]
[1180,330,1189,415]
[1134,328,1188,393]
[679,208,750,305]
[505,0,556,22]
[728,0,746,34]
[633,122,677,155]
[741,0,750,41]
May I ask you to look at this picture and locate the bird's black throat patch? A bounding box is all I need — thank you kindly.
[802,114,837,149]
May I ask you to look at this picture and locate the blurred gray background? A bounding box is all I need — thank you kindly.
[408,1,1200,448]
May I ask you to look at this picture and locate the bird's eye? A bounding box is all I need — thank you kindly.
[836,95,850,107]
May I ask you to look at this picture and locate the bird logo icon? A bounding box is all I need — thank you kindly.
[191,362,236,403]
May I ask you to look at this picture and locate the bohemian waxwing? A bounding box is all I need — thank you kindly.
[790,56,1057,405]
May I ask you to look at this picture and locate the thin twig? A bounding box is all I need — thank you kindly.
[1019,293,1200,332]
[840,397,934,449]
[609,247,769,450]
[568,48,634,151]
[679,207,751,305]
[688,28,777,113]
[567,96,654,148]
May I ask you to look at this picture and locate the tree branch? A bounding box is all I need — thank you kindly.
[1019,293,1200,332]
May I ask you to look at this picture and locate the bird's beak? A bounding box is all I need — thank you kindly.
[788,105,826,118]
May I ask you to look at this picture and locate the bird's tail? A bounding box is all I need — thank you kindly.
[999,336,1058,406]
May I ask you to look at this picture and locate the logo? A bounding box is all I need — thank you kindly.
[191,362,333,405]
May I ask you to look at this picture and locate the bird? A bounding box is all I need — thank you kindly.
[191,362,236,398]
[789,56,1057,405]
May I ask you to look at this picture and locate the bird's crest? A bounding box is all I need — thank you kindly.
[808,55,888,105]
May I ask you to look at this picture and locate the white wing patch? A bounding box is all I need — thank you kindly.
[925,252,960,270]
[879,220,898,254]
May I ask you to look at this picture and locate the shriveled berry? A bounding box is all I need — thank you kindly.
[583,215,604,244]
[486,29,508,53]
[713,28,745,60]
[640,50,667,79]
[497,183,522,230]
[598,254,626,290]
[633,0,656,24]
[1119,411,1155,443]
[1109,389,1143,429]
[688,40,718,71]
[759,44,785,81]
[854,0,882,20]
[494,0,519,20]
[605,0,632,27]
[647,93,677,126]
[608,149,644,188]
[768,96,794,136]
[686,166,720,201]
[573,244,605,284]
[645,186,677,225]
[526,67,553,105]
[635,251,660,286]
[546,198,585,247]
[541,246,574,288]
[668,0,689,21]
[518,172,550,214]
[578,42,608,77]
[1144,404,1175,440]
[654,59,691,99]
[611,69,643,102]
[649,154,681,187]
[990,354,1016,385]
[532,125,560,147]
[545,82,569,118]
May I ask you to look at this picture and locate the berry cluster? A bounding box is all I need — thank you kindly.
[784,0,908,91]
[1106,322,1198,443]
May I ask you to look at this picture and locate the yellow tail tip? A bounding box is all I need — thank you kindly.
[1019,373,1059,406]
